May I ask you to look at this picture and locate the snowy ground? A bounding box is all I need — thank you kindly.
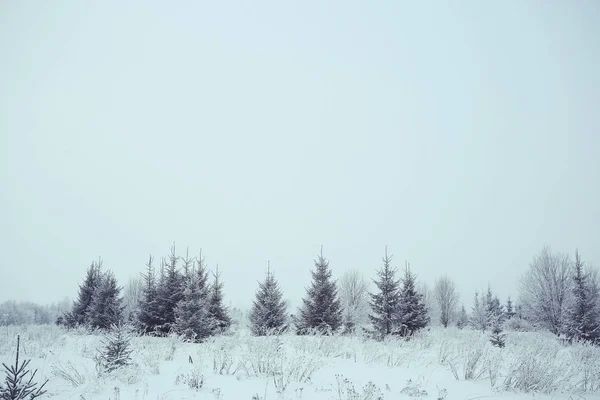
[2,325,600,400]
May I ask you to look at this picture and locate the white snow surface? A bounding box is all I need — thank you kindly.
[1,325,600,400]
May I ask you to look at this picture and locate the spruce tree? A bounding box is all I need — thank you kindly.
[456,304,468,329]
[194,250,210,297]
[565,250,600,343]
[95,324,133,374]
[506,297,515,319]
[173,265,212,341]
[208,266,231,334]
[485,284,504,328]
[88,271,124,331]
[369,247,401,337]
[0,336,48,399]
[137,255,162,334]
[181,248,194,283]
[156,243,185,335]
[394,263,429,336]
[487,295,505,327]
[489,319,506,348]
[63,259,103,327]
[250,263,288,336]
[298,248,342,334]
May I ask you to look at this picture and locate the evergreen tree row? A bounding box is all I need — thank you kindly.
[59,245,231,342]
[60,245,433,339]
[135,245,231,341]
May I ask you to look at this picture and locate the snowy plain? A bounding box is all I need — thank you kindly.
[2,324,600,400]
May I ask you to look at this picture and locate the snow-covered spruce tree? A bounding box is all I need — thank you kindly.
[208,266,231,334]
[173,253,212,341]
[181,248,195,284]
[155,243,185,335]
[394,263,429,337]
[456,304,468,329]
[505,297,515,319]
[565,250,600,343]
[470,292,487,331]
[88,271,124,331]
[62,259,103,328]
[95,324,133,374]
[250,263,288,336]
[485,286,505,328]
[369,247,401,338]
[489,319,506,348]
[137,256,163,334]
[0,335,48,400]
[298,248,342,335]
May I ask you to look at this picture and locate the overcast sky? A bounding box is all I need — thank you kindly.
[1,1,599,311]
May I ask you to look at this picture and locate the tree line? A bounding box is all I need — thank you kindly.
[55,243,600,345]
[0,299,70,327]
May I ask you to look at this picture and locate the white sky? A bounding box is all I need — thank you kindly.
[1,1,599,311]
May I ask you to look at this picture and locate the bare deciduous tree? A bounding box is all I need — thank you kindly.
[519,246,571,335]
[434,275,459,328]
[123,276,144,322]
[339,269,369,333]
[418,282,436,324]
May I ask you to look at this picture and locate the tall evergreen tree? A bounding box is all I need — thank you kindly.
[173,262,212,341]
[88,271,124,330]
[156,243,185,335]
[565,250,600,343]
[487,295,505,327]
[394,263,429,336]
[485,284,493,310]
[208,266,231,334]
[506,297,515,319]
[249,262,288,336]
[137,255,162,334]
[194,250,210,302]
[63,259,103,328]
[456,304,468,329]
[369,247,401,337]
[298,248,343,334]
[181,248,195,283]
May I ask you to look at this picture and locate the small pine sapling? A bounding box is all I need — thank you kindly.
[95,324,134,374]
[0,335,48,400]
[489,320,506,348]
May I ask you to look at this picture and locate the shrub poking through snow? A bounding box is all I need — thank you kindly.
[174,368,204,391]
[399,379,428,397]
[0,335,48,400]
[50,361,86,387]
[95,324,134,374]
[334,375,384,400]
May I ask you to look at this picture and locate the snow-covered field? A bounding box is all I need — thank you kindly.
[2,325,600,400]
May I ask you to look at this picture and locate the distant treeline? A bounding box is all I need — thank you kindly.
[0,299,71,326]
